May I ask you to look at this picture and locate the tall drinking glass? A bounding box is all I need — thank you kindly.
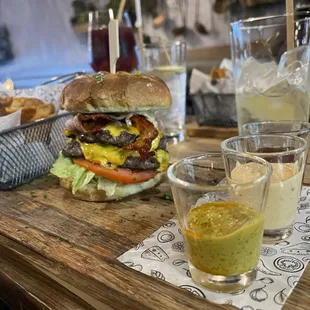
[222,135,307,242]
[136,42,187,143]
[168,152,271,292]
[230,14,310,133]
[88,10,137,72]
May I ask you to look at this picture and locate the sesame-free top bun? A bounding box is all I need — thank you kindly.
[60,71,172,113]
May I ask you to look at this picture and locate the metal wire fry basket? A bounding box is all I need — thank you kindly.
[191,93,237,127]
[0,113,72,190]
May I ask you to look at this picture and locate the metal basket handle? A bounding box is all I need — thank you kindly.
[41,71,86,85]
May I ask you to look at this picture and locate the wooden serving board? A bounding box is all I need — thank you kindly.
[0,138,232,310]
[0,138,309,310]
[186,121,238,139]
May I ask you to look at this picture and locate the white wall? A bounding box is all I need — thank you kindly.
[0,0,88,80]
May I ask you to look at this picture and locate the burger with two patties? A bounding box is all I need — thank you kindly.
[51,71,171,201]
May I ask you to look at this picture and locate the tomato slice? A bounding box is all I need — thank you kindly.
[73,158,158,184]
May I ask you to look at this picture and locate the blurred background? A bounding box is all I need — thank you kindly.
[0,0,297,89]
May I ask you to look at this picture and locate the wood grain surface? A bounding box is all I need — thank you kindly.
[0,137,309,310]
[186,122,238,139]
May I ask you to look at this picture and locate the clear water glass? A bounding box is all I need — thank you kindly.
[136,42,187,144]
[168,152,271,293]
[230,14,310,133]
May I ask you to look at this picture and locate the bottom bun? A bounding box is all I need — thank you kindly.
[59,173,163,202]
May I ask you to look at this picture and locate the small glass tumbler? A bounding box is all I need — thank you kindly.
[168,152,271,293]
[222,135,307,242]
[243,121,310,144]
[136,42,187,143]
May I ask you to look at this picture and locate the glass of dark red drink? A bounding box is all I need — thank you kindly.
[88,10,137,73]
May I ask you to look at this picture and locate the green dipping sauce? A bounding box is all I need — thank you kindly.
[182,202,264,276]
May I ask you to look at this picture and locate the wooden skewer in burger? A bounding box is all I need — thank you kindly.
[51,10,171,201]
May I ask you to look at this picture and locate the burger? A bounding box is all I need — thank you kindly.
[50,71,172,201]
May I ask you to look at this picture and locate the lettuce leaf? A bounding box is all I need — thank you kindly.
[50,154,95,194]
[96,177,117,196]
[71,168,95,194]
[50,154,80,178]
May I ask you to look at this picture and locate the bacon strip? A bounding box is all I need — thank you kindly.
[65,113,114,133]
[123,115,158,160]
[78,113,115,132]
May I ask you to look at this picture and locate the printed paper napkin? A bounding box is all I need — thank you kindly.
[118,186,310,310]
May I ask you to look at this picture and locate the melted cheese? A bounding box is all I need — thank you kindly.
[80,143,137,167]
[151,132,163,152]
[79,130,169,171]
[63,129,73,137]
[155,149,170,172]
[104,124,139,137]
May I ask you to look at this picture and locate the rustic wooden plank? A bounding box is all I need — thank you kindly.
[0,242,94,310]
[186,122,238,139]
[283,272,310,310]
[0,272,41,310]
[0,218,230,310]
[0,191,136,257]
[8,175,174,253]
[1,137,310,310]
[0,235,115,310]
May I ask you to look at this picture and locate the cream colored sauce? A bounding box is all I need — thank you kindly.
[231,162,303,230]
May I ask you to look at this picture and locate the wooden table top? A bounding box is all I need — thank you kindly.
[0,137,309,310]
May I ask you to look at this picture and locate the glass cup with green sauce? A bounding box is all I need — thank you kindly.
[168,152,271,293]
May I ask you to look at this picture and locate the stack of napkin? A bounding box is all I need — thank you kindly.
[189,59,235,95]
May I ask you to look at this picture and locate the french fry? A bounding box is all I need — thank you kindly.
[5,106,18,114]
[11,97,44,109]
[0,96,55,124]
[0,104,7,116]
[0,97,13,107]
[210,67,227,80]
[21,107,37,124]
[30,103,55,121]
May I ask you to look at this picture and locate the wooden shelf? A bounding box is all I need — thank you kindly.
[186,121,238,139]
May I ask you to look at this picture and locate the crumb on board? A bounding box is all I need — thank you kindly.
[30,191,37,198]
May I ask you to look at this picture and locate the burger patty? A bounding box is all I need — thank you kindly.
[78,130,136,147]
[62,141,83,157]
[62,141,160,170]
[121,156,160,170]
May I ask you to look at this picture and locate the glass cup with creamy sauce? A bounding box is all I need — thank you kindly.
[168,152,271,293]
[222,134,307,243]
